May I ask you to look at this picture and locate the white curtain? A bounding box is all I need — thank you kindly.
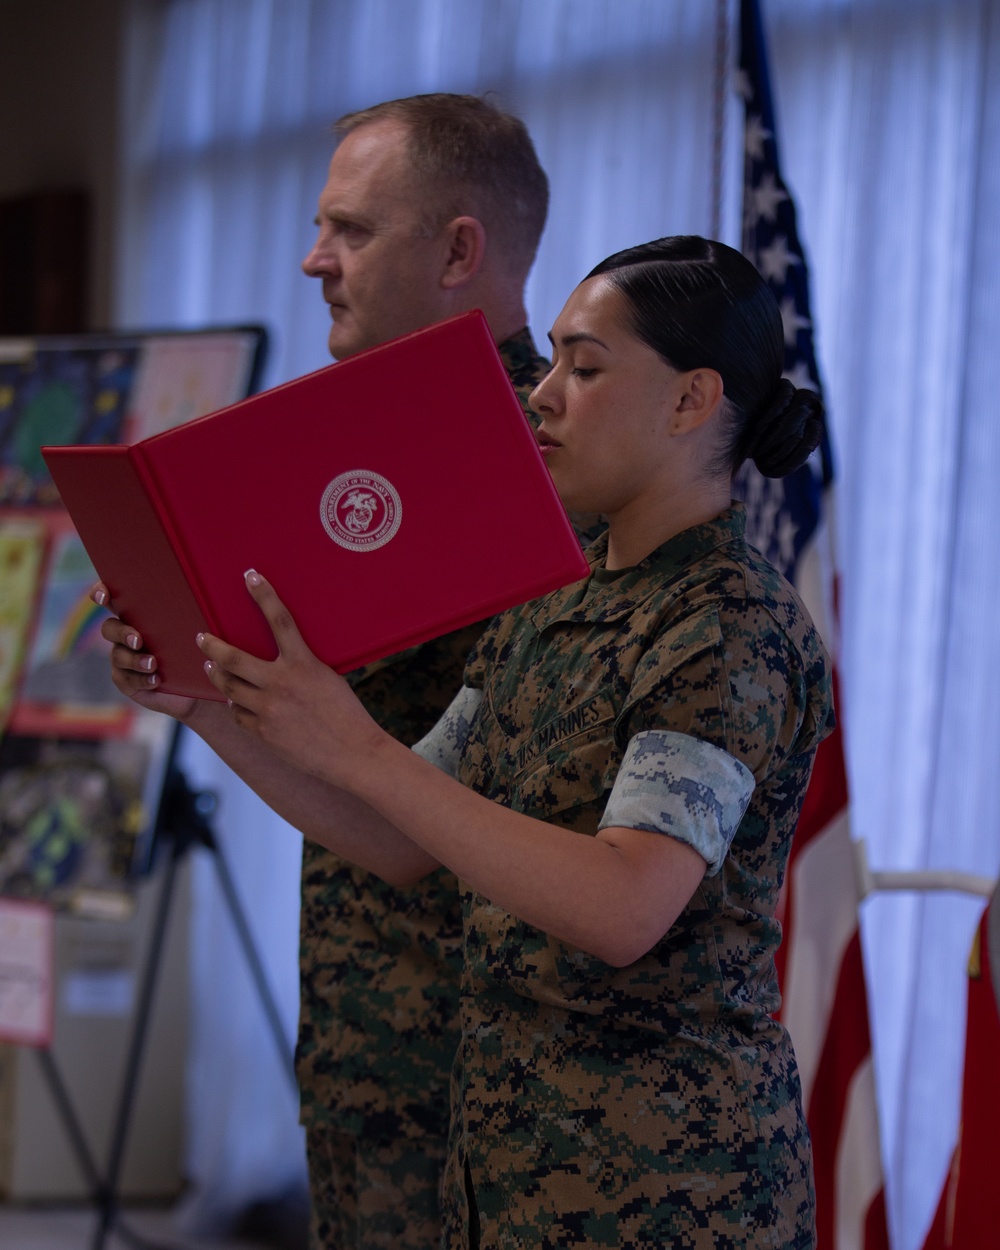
[116,3,1000,1248]
[767,5,1000,1248]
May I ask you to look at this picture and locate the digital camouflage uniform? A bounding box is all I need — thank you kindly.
[439,506,835,1250]
[297,331,553,1250]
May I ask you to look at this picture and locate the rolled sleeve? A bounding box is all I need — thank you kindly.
[599,730,755,875]
[411,686,483,778]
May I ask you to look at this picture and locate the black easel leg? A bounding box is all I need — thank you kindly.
[33,1047,106,1199]
[205,828,298,1091]
[67,733,298,1250]
[89,831,182,1250]
[32,891,187,1250]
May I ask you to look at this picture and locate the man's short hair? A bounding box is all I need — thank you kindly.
[334,93,549,275]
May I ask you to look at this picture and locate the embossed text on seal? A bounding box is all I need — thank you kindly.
[320,470,402,552]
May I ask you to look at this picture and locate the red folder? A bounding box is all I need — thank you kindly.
[42,312,588,701]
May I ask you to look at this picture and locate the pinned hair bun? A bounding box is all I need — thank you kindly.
[744,378,825,478]
[584,237,825,479]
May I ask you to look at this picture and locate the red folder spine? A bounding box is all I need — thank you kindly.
[128,446,222,637]
[41,444,228,700]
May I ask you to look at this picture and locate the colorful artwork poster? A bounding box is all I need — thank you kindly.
[0,733,151,916]
[127,332,262,439]
[0,517,46,736]
[0,343,140,506]
[9,528,131,739]
[0,897,55,1047]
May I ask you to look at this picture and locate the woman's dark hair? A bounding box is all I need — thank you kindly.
[587,236,823,478]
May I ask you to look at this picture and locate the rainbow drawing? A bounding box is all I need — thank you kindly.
[54,594,109,658]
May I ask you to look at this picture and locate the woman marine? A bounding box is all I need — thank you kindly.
[100,236,834,1248]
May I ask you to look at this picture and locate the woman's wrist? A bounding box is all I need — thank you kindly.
[182,695,228,733]
[343,719,406,796]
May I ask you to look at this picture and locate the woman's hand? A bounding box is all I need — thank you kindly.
[93,578,433,885]
[196,569,385,787]
[93,581,198,722]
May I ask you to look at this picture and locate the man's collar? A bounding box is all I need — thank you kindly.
[497,326,547,378]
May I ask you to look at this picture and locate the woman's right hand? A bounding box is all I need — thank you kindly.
[93,582,198,722]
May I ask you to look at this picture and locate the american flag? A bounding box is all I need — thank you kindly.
[735,3,890,1247]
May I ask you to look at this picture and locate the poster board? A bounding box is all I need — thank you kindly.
[0,897,55,1047]
[0,327,266,918]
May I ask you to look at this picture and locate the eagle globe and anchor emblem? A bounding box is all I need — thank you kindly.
[320,470,402,552]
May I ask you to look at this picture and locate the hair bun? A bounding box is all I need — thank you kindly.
[746,378,825,478]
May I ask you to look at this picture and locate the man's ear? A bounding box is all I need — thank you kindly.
[670,368,725,434]
[440,216,487,289]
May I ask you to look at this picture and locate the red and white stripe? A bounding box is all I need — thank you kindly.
[777,512,890,1250]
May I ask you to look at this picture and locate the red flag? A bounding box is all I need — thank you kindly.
[738,4,890,1245]
[921,888,1000,1250]
[777,685,889,1249]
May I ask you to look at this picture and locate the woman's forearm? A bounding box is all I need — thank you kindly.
[184,699,440,882]
[348,731,705,966]
[193,572,706,962]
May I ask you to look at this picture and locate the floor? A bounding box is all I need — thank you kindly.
[0,1205,290,1250]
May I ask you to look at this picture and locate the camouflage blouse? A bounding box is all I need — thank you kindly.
[440,506,835,1249]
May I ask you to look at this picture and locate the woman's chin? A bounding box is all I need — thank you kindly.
[558,488,607,518]
[551,477,590,514]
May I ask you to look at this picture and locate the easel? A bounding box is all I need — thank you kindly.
[32,724,298,1250]
[0,324,270,1247]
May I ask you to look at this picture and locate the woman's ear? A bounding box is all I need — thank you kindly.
[670,368,725,434]
[440,216,487,289]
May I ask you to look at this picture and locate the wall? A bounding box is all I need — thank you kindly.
[0,1,192,1200]
[0,0,127,329]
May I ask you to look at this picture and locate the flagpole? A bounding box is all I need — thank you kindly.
[710,0,730,240]
[736,3,891,1246]
[852,838,996,901]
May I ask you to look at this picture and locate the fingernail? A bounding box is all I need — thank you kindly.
[141,656,154,671]
[196,632,205,647]
[244,568,261,587]
[204,660,214,674]
[147,674,158,685]
[127,633,139,650]
[95,590,107,606]
[227,698,234,709]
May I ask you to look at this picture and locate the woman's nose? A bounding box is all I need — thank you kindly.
[529,371,560,417]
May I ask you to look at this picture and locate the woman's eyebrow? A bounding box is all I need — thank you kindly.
[546,331,612,351]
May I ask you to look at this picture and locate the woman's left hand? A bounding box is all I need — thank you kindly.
[197,569,383,786]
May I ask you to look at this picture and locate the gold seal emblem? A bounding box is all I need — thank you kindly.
[320,471,402,552]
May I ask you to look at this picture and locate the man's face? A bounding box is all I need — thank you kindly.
[302,120,453,360]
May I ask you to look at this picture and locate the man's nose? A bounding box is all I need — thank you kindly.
[302,239,339,278]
